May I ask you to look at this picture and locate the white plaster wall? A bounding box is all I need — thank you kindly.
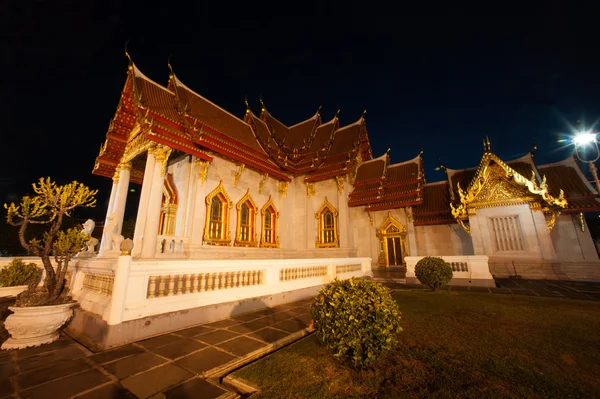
[469,204,556,261]
[167,156,192,237]
[551,214,599,261]
[350,206,377,264]
[414,224,467,256]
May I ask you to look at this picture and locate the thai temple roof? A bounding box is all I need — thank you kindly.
[94,59,600,226]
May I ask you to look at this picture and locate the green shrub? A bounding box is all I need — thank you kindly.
[0,258,40,287]
[309,278,402,369]
[414,256,453,291]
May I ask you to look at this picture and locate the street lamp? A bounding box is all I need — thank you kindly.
[574,130,600,193]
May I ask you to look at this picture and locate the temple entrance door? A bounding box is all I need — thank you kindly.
[386,236,402,266]
[376,212,408,268]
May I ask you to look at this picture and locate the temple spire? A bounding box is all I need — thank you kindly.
[124,41,133,71]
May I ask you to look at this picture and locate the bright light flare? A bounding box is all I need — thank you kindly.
[573,131,597,146]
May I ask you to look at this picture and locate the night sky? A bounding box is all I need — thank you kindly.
[3,3,600,220]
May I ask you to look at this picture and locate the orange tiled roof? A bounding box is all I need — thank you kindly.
[412,182,455,225]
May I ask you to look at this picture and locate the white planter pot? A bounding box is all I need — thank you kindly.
[1,302,75,350]
[0,285,28,297]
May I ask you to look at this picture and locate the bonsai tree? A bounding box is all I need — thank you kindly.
[414,256,453,291]
[4,178,97,306]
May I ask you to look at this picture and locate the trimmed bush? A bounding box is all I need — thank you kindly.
[415,256,453,291]
[0,258,40,287]
[309,278,402,369]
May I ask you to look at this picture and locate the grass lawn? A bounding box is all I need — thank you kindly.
[232,291,600,398]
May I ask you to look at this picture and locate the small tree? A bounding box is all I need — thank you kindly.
[414,256,453,291]
[4,178,97,306]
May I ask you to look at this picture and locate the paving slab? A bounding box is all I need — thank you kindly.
[195,329,240,345]
[173,325,216,337]
[163,377,229,399]
[175,347,237,375]
[88,344,143,365]
[17,345,87,373]
[272,318,308,333]
[20,368,110,399]
[74,383,137,399]
[216,336,267,357]
[228,320,272,334]
[248,327,291,344]
[102,351,167,379]
[153,337,207,360]
[204,319,241,329]
[17,357,93,390]
[120,363,193,399]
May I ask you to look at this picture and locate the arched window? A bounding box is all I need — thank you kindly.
[235,189,257,247]
[261,196,279,248]
[316,197,339,248]
[204,181,232,246]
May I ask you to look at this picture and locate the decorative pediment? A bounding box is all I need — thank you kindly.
[450,151,568,235]
[377,211,407,236]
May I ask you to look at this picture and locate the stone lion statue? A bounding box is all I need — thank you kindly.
[104,214,124,252]
[82,219,99,253]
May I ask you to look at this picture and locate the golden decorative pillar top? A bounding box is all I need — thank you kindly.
[306,182,315,199]
[234,164,245,187]
[335,175,345,195]
[195,159,210,186]
[278,181,289,198]
[258,173,268,194]
[153,145,172,177]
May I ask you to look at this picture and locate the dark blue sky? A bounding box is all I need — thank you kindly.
[2,2,600,217]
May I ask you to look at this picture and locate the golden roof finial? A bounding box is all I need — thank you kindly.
[362,109,367,118]
[124,41,133,71]
[244,95,250,113]
[167,54,174,78]
[418,149,424,157]
[260,95,265,111]
[486,135,491,151]
[335,109,341,119]
[386,147,391,154]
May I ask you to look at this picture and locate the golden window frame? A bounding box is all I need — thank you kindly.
[315,197,339,248]
[235,188,258,247]
[260,195,280,248]
[203,181,232,246]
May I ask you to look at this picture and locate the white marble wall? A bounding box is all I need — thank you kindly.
[551,213,599,261]
[414,224,472,256]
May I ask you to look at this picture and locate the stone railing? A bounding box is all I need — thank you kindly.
[75,256,371,325]
[147,270,263,298]
[82,273,114,296]
[280,266,328,281]
[156,235,189,257]
[404,256,494,287]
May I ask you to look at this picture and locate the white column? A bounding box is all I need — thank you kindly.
[406,207,418,256]
[107,254,132,325]
[141,148,168,258]
[132,151,156,257]
[99,179,119,254]
[112,162,132,236]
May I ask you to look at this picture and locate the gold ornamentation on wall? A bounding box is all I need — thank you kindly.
[450,152,568,234]
[159,173,178,236]
[315,197,339,248]
[203,181,233,246]
[376,212,408,267]
[235,188,258,247]
[367,211,374,227]
[261,195,280,248]
[258,173,268,194]
[306,182,315,199]
[278,181,289,198]
[153,145,172,177]
[195,160,210,186]
[234,164,245,187]
[578,212,585,233]
[335,175,345,195]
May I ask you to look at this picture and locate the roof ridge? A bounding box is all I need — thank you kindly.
[388,153,423,168]
[361,152,388,164]
[288,112,319,129]
[423,180,448,187]
[173,75,250,126]
[335,117,363,131]
[537,155,577,169]
[132,64,175,95]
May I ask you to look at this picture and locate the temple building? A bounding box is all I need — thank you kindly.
[93,58,600,283]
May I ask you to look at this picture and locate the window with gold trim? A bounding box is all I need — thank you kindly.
[159,173,178,236]
[261,196,279,248]
[235,189,257,247]
[203,181,232,246]
[316,197,339,248]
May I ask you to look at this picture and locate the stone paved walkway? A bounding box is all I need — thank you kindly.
[0,299,313,399]
[387,278,600,301]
